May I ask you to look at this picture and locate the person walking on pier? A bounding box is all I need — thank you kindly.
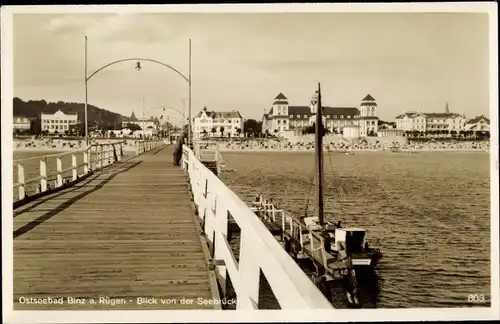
[173,134,185,166]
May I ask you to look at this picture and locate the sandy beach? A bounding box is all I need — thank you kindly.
[214,139,490,153]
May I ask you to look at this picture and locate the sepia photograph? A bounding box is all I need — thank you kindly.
[1,3,498,323]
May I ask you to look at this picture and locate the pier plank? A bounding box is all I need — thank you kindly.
[13,146,219,310]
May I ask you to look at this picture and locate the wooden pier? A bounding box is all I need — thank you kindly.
[13,145,220,310]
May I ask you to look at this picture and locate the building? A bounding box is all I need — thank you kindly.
[394,112,428,132]
[192,107,244,139]
[261,93,379,136]
[378,129,404,137]
[122,111,156,130]
[41,110,78,134]
[465,115,490,132]
[13,116,31,131]
[395,102,470,134]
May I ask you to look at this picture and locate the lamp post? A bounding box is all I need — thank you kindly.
[142,97,146,139]
[84,37,192,147]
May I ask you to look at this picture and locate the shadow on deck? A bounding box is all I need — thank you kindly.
[13,146,220,310]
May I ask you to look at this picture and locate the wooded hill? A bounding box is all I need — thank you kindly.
[13,97,126,130]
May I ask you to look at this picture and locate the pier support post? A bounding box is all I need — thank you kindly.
[72,155,78,181]
[40,158,47,192]
[18,164,25,200]
[56,157,63,188]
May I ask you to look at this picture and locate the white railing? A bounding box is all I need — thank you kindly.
[13,140,163,203]
[135,139,165,155]
[181,145,334,310]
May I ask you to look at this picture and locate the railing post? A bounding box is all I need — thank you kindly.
[72,155,77,181]
[18,164,25,200]
[213,196,228,298]
[99,145,103,169]
[56,157,63,188]
[40,158,47,192]
[237,231,260,310]
[83,149,89,174]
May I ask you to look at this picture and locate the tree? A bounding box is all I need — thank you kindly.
[202,129,208,138]
[220,126,225,138]
[125,123,142,131]
[368,129,375,137]
[110,131,116,138]
[211,127,217,137]
[236,127,242,137]
[243,119,262,135]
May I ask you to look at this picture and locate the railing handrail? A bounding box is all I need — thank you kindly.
[13,139,163,204]
[181,145,334,310]
[14,141,127,163]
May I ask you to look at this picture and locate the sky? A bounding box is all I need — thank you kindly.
[13,12,491,122]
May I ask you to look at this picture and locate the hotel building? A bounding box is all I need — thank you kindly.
[192,107,244,139]
[395,103,469,133]
[261,93,379,137]
[41,110,78,134]
[13,116,31,131]
[465,115,490,132]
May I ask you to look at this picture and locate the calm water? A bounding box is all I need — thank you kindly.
[219,151,491,308]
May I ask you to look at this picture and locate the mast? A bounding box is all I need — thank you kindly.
[315,83,325,226]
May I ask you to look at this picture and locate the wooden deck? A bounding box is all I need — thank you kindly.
[13,146,221,310]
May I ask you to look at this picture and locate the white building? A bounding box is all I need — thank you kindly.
[465,115,490,132]
[395,102,468,133]
[41,110,78,134]
[261,93,379,137]
[395,112,427,132]
[192,107,244,139]
[122,111,157,130]
[13,116,31,131]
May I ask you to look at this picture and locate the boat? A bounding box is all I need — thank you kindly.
[300,83,382,305]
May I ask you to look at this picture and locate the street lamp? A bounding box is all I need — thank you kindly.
[84,37,192,146]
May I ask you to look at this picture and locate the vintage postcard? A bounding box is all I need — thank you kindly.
[1,3,498,323]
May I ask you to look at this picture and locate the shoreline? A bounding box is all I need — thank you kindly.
[13,147,138,153]
[218,148,489,153]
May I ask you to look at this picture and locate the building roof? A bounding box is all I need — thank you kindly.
[467,115,490,124]
[362,94,376,101]
[195,108,242,119]
[41,109,77,116]
[273,100,289,105]
[274,93,288,100]
[266,106,360,119]
[360,102,378,106]
[423,113,462,118]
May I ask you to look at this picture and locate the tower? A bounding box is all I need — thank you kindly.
[272,93,289,116]
[360,94,377,117]
[445,101,450,114]
[310,91,319,114]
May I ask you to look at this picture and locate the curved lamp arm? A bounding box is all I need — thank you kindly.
[87,58,190,83]
[146,105,185,117]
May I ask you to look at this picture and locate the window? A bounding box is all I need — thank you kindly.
[347,115,351,119]
[340,115,344,119]
[289,114,293,118]
[303,115,307,118]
